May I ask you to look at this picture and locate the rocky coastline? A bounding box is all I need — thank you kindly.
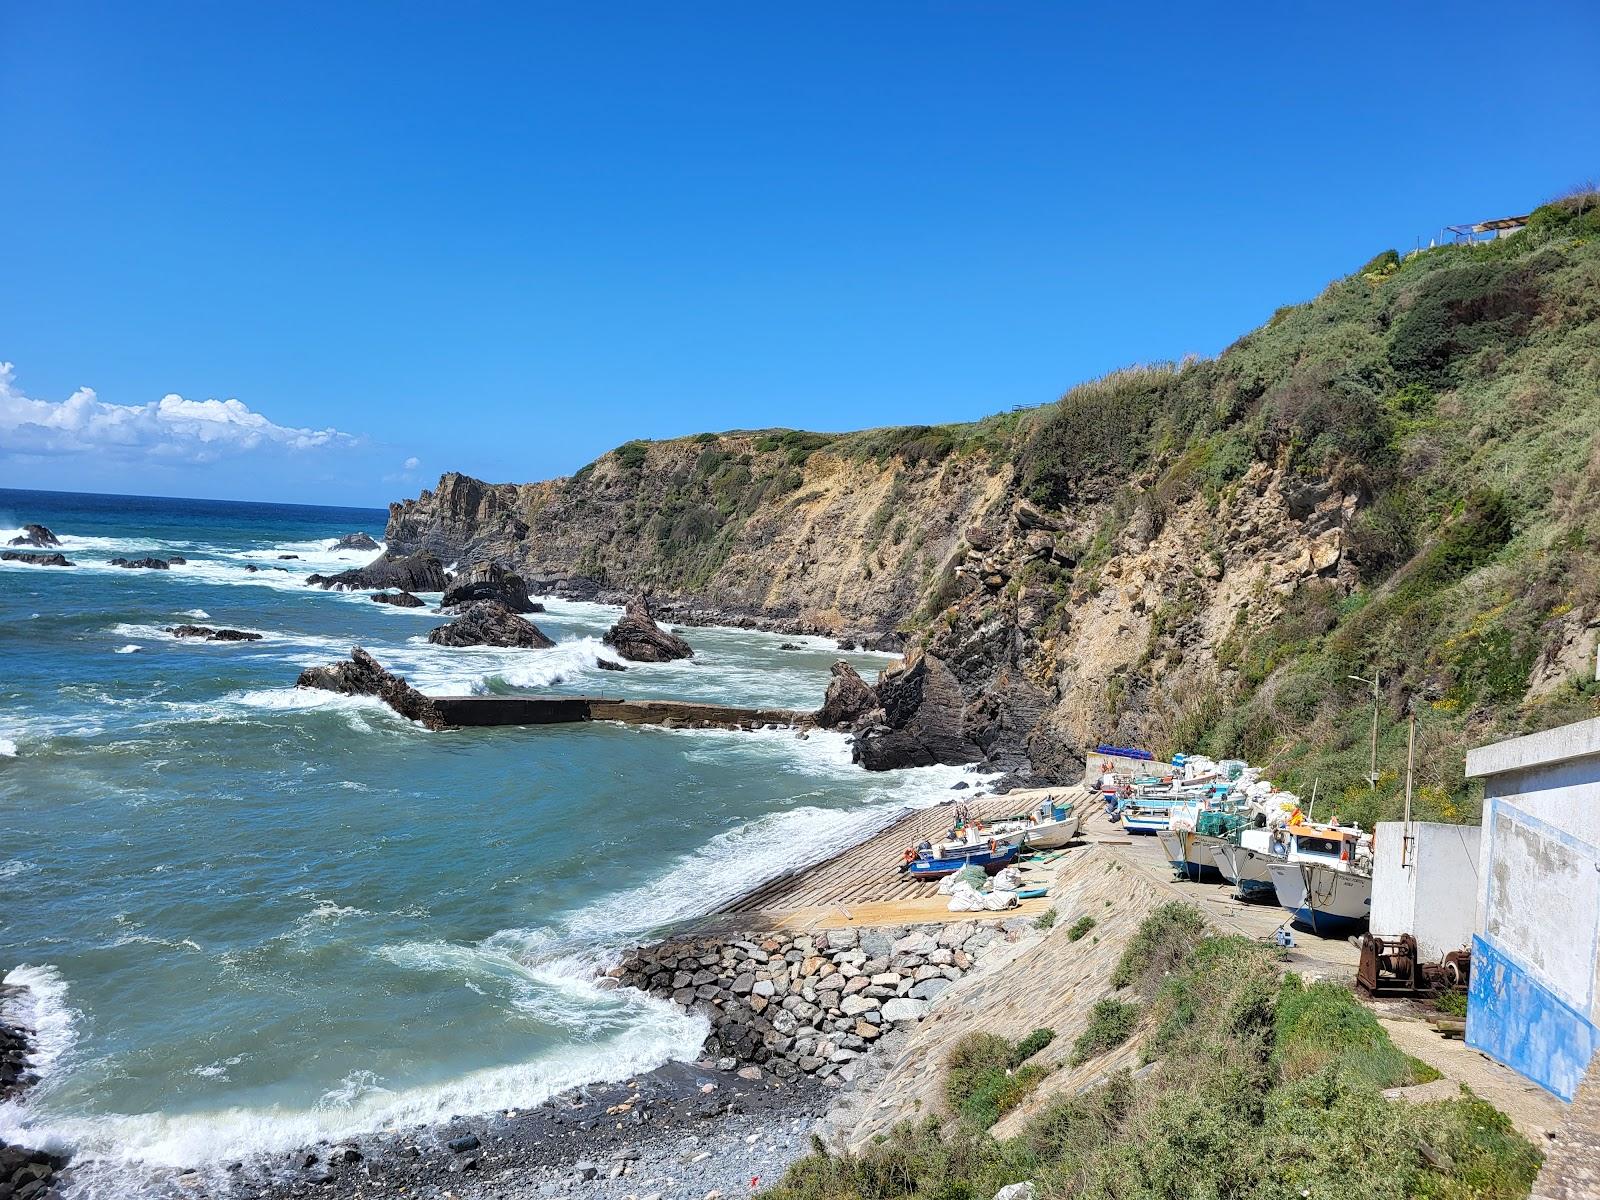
[1,976,66,1200]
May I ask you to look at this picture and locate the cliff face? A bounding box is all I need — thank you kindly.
[387,433,1012,641]
[387,194,1600,816]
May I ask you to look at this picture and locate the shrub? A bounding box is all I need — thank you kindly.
[1010,1028,1055,1066]
[1109,903,1206,994]
[1016,365,1174,509]
[1273,975,1421,1089]
[1388,258,1545,388]
[945,1032,1048,1127]
[1033,907,1057,931]
[1070,999,1140,1065]
[1067,915,1097,941]
[613,439,650,470]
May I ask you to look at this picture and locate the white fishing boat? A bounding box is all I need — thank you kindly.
[1156,826,1226,881]
[983,789,1081,850]
[1267,824,1373,936]
[1209,826,1280,903]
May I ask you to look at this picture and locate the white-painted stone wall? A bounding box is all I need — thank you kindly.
[1464,717,1600,1102]
[1370,820,1481,961]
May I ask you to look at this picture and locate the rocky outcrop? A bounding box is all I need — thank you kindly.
[333,531,380,550]
[604,596,694,662]
[7,524,59,548]
[306,550,448,593]
[371,590,425,608]
[439,562,540,613]
[597,658,628,672]
[815,661,876,729]
[295,647,448,729]
[851,653,984,771]
[610,923,1000,1082]
[110,556,171,569]
[426,601,555,649]
[1,551,72,567]
[165,625,263,642]
[3,976,69,1197]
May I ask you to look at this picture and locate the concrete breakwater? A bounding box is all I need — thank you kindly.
[429,695,810,731]
[606,921,1019,1083]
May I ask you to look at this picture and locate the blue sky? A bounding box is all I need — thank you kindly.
[2,3,1596,507]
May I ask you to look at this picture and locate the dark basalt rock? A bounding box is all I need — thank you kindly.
[306,550,448,593]
[778,642,803,651]
[427,600,555,648]
[278,554,300,560]
[851,653,983,772]
[295,647,448,730]
[168,555,187,565]
[814,661,876,729]
[110,556,170,570]
[7,524,60,548]
[440,562,540,613]
[164,625,264,642]
[596,657,627,671]
[333,531,381,550]
[1,551,72,567]
[371,590,425,608]
[603,596,693,663]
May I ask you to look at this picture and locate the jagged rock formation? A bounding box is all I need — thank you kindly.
[306,550,448,593]
[604,596,694,662]
[439,562,540,613]
[295,647,447,729]
[851,653,984,771]
[7,524,59,548]
[814,661,877,729]
[426,600,555,648]
[1,551,72,567]
[164,625,263,642]
[371,589,425,608]
[333,531,380,550]
[110,556,171,570]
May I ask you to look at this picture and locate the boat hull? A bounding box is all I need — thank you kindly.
[1156,830,1225,882]
[1210,843,1279,903]
[1021,813,1080,850]
[1268,861,1372,936]
[906,844,1019,880]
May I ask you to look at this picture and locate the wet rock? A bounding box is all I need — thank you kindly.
[278,553,300,560]
[596,657,628,672]
[7,524,60,548]
[446,1134,481,1153]
[603,596,693,663]
[440,562,541,613]
[853,654,983,772]
[164,625,264,642]
[295,647,449,730]
[814,661,876,730]
[333,531,381,550]
[371,589,425,607]
[427,600,555,648]
[110,556,170,569]
[306,549,447,593]
[1,551,72,567]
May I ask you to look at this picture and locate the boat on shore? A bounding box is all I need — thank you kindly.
[1209,827,1281,903]
[903,840,1020,879]
[1266,823,1373,936]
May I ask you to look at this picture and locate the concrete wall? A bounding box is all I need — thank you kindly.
[1465,717,1600,1102]
[1370,821,1481,961]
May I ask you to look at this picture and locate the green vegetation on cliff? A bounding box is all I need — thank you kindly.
[766,908,1541,1200]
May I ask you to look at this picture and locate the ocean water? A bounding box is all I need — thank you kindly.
[0,488,967,1194]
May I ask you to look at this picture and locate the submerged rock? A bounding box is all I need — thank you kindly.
[333,531,381,550]
[110,556,171,570]
[1,551,72,567]
[371,589,425,608]
[7,524,60,548]
[295,647,448,730]
[439,562,540,613]
[815,661,877,729]
[306,550,447,593]
[164,625,264,642]
[603,595,694,663]
[427,600,555,648]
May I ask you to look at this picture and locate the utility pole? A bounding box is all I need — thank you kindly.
[1402,713,1416,867]
[1348,670,1381,789]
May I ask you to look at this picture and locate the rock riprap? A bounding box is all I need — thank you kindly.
[306,549,448,593]
[1,551,72,567]
[603,595,694,662]
[439,562,541,613]
[610,923,1000,1081]
[295,647,448,730]
[164,625,264,642]
[7,524,60,548]
[426,600,555,648]
[333,531,381,550]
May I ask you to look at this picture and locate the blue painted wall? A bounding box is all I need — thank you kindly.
[1468,935,1597,1102]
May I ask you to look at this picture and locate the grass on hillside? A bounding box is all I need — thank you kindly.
[765,906,1542,1200]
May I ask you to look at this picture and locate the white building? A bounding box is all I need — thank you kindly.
[1370,820,1480,961]
[1464,716,1600,1102]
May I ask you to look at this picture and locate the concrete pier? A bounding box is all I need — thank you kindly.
[429,694,810,731]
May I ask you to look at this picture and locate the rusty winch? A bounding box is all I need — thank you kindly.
[1356,934,1472,998]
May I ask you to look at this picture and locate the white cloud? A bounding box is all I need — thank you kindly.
[0,361,358,464]
[403,455,420,469]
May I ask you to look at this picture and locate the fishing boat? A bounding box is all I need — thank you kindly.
[982,790,1081,850]
[1156,826,1226,882]
[1209,826,1281,903]
[903,840,1020,880]
[1266,824,1373,936]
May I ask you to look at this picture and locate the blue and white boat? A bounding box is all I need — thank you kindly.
[1267,824,1373,936]
[904,840,1020,880]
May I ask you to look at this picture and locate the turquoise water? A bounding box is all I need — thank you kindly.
[0,488,964,1191]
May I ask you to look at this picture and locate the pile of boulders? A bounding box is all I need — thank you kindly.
[609,922,1004,1082]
